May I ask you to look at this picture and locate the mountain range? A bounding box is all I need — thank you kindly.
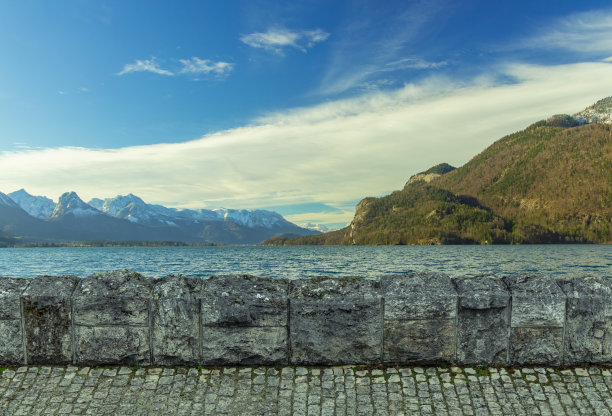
[265,97,612,245]
[0,191,317,245]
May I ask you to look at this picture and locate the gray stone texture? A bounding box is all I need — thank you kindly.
[201,275,289,365]
[0,278,29,364]
[556,276,612,364]
[74,326,150,366]
[151,275,202,365]
[504,274,566,365]
[290,276,382,365]
[202,326,287,365]
[382,273,457,364]
[73,269,151,326]
[22,275,78,365]
[454,275,510,365]
[72,270,152,365]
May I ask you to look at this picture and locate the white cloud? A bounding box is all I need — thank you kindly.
[179,57,234,76]
[2,61,612,228]
[117,58,174,76]
[240,28,329,54]
[521,8,612,55]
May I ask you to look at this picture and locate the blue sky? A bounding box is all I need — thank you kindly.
[1,1,612,230]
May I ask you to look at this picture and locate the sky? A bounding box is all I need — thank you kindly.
[1,0,612,230]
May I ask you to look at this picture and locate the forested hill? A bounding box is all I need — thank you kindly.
[265,100,612,245]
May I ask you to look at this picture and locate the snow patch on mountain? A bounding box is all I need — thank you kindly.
[8,189,56,219]
[51,192,102,218]
[214,208,286,228]
[574,96,612,124]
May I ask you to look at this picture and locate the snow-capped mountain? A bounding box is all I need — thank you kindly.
[50,192,102,218]
[8,189,56,219]
[214,208,286,228]
[0,192,20,208]
[0,190,318,244]
[574,97,612,124]
[89,194,179,225]
[89,194,296,230]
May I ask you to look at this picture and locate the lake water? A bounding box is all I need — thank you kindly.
[0,245,609,279]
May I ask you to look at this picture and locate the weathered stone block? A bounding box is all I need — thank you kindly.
[201,274,288,327]
[0,320,24,364]
[505,274,566,365]
[509,327,564,365]
[504,274,565,327]
[22,275,78,365]
[151,275,202,366]
[75,326,150,365]
[384,320,455,364]
[383,273,457,320]
[290,276,382,365]
[454,275,510,365]
[73,270,151,326]
[0,278,29,364]
[382,273,457,364]
[202,326,287,365]
[0,278,29,320]
[557,277,612,365]
[200,275,289,365]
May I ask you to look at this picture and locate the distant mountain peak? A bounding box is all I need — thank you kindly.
[51,191,101,218]
[405,163,456,187]
[8,189,56,219]
[0,192,19,208]
[574,96,612,124]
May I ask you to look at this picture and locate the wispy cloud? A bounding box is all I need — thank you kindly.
[240,28,329,54]
[179,57,234,76]
[519,8,612,55]
[117,58,174,76]
[3,61,612,228]
[118,57,234,79]
[318,1,448,95]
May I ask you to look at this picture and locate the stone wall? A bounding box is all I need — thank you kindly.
[0,270,610,366]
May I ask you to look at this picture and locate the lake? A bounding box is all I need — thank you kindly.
[0,245,609,279]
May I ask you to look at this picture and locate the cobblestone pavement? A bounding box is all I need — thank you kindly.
[1,365,612,415]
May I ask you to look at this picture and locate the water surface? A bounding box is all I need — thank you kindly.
[0,245,609,279]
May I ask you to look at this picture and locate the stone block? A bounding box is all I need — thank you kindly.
[75,326,150,366]
[200,275,289,365]
[202,326,287,365]
[73,270,151,326]
[454,275,510,365]
[201,274,288,327]
[504,274,565,327]
[0,278,29,320]
[151,275,202,366]
[383,272,457,320]
[509,327,564,365]
[290,276,382,365]
[0,320,25,364]
[22,275,78,365]
[0,278,29,364]
[384,319,455,364]
[557,277,612,365]
[382,273,456,364]
[505,274,566,365]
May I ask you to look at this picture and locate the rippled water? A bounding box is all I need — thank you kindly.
[0,245,609,279]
